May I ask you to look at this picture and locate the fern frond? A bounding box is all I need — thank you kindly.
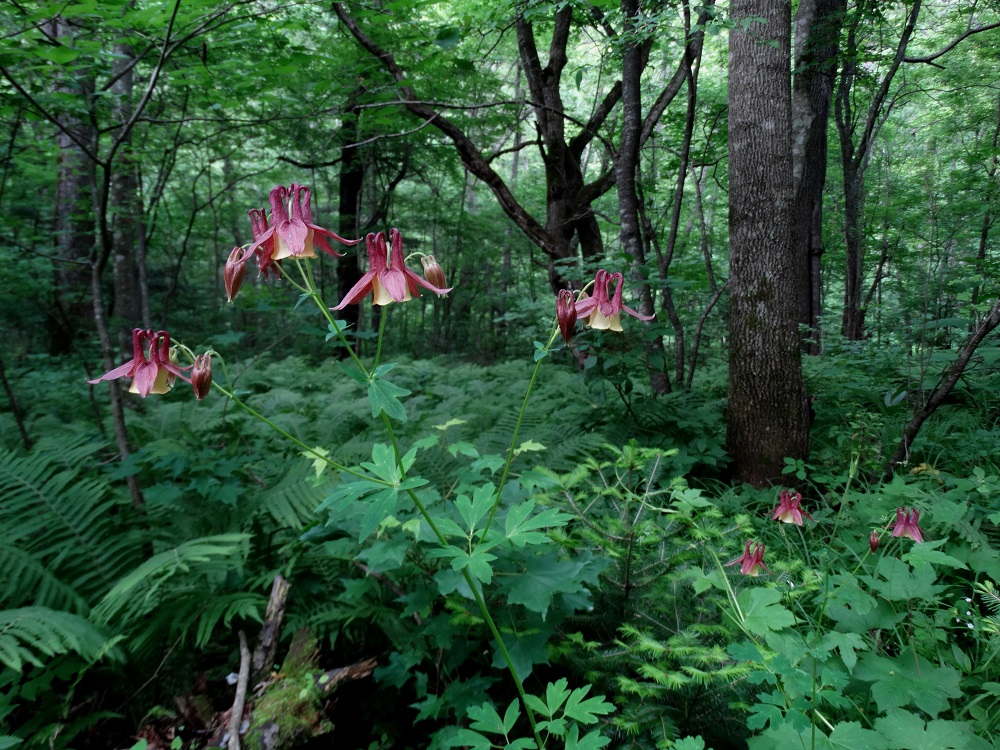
[255,461,324,529]
[0,607,119,672]
[92,533,251,626]
[0,545,88,612]
[194,592,267,648]
[0,447,140,604]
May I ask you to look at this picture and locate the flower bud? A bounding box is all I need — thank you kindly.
[191,354,212,400]
[225,247,247,303]
[869,530,880,554]
[420,255,448,294]
[557,289,577,345]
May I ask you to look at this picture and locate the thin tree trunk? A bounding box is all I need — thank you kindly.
[791,0,844,354]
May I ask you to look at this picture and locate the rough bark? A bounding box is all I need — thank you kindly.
[790,0,844,354]
[727,0,809,486]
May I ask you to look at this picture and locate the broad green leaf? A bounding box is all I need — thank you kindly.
[501,555,588,618]
[444,728,492,750]
[819,631,867,673]
[874,710,991,750]
[902,539,967,570]
[467,702,506,735]
[368,377,410,422]
[854,654,962,717]
[562,685,614,724]
[737,587,796,637]
[359,487,398,542]
[505,500,572,547]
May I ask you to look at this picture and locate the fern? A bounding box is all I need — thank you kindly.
[0,446,141,608]
[0,607,120,672]
[92,533,251,627]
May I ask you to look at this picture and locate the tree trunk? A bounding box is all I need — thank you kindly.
[337,98,365,340]
[727,0,809,486]
[790,0,844,354]
[49,18,96,355]
[110,40,142,354]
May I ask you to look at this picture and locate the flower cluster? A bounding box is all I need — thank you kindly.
[557,269,653,344]
[332,228,451,309]
[225,183,362,302]
[88,329,212,399]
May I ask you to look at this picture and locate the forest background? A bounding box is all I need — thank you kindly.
[2,0,1000,748]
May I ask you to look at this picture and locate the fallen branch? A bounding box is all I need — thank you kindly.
[882,297,1000,481]
[227,631,251,750]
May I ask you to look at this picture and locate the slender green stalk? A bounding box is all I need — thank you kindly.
[373,309,388,371]
[293,260,370,376]
[482,326,560,536]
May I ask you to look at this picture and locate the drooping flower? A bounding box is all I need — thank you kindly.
[248,207,280,280]
[88,329,189,398]
[725,540,771,577]
[557,289,577,345]
[574,269,654,331]
[332,228,452,309]
[420,255,448,291]
[191,354,213,400]
[770,490,813,526]
[890,507,925,543]
[869,530,880,554]
[224,246,248,303]
[246,184,360,262]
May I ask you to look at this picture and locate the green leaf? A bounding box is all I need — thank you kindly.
[505,500,572,547]
[0,738,24,750]
[368,377,411,422]
[874,710,989,750]
[737,587,796,637]
[902,539,967,570]
[359,487,398,542]
[854,654,962,717]
[533,341,549,361]
[544,678,571,716]
[562,684,614,724]
[455,483,496,533]
[501,699,520,734]
[819,631,867,673]
[467,702,506,735]
[563,725,611,750]
[444,728,492,750]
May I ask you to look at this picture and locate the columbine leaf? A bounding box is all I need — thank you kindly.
[505,500,572,547]
[854,654,962,717]
[564,725,611,750]
[902,539,968,571]
[501,699,520,734]
[444,729,493,750]
[455,484,496,533]
[562,684,614,724]
[368,377,411,422]
[737,587,796,636]
[544,678,571,716]
[467,702,506,735]
[359,487,398,542]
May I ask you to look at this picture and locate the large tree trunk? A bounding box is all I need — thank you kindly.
[727,0,809,486]
[791,0,844,354]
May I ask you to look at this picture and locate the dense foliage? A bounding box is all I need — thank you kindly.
[1,0,999,748]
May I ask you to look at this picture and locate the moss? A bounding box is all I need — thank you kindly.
[242,629,333,750]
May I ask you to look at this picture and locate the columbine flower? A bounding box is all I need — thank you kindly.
[420,255,448,291]
[248,206,280,280]
[224,246,247,303]
[557,289,577,345]
[574,269,654,331]
[191,354,212,400]
[869,531,880,553]
[245,184,360,263]
[890,507,925,543]
[770,490,812,526]
[332,228,452,309]
[725,540,771,577]
[88,329,189,398]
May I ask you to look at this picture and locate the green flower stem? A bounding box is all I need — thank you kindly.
[483,325,560,537]
[378,412,545,749]
[705,546,746,627]
[292,260,370,377]
[373,309,388,371]
[210,378,385,485]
